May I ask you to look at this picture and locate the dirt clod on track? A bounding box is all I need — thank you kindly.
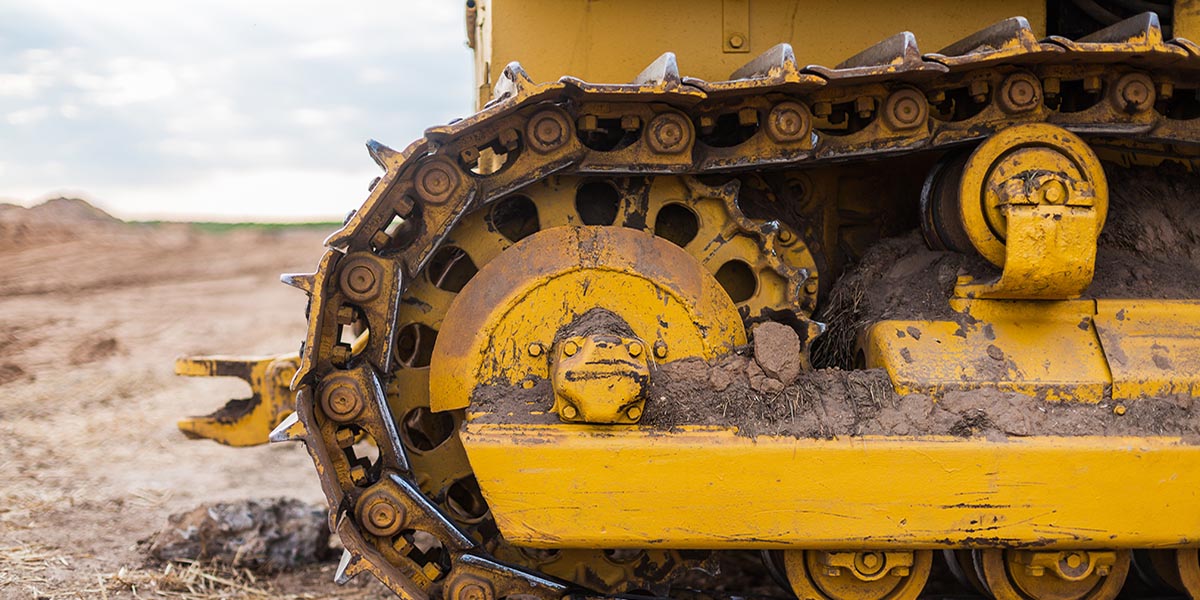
[0,199,389,598]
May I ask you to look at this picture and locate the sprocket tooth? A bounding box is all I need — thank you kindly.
[279,272,315,294]
[490,61,535,104]
[366,139,403,170]
[730,42,798,80]
[268,411,307,443]
[334,549,366,584]
[631,51,681,87]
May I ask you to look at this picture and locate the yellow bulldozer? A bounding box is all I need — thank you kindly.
[175,1,1200,599]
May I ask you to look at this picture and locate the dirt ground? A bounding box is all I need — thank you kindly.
[0,200,390,598]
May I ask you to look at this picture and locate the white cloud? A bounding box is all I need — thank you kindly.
[291,38,355,59]
[0,1,475,219]
[6,106,50,125]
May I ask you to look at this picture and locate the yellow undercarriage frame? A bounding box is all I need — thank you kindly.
[456,125,1200,554]
[460,297,1200,550]
[461,425,1200,550]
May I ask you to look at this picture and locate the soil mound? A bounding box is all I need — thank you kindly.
[146,498,330,572]
[0,197,124,249]
[0,196,119,224]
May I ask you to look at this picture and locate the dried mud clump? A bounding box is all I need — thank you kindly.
[809,230,990,370]
[146,498,330,572]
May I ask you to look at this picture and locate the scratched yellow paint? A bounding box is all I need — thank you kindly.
[865,299,1200,402]
[461,424,1200,549]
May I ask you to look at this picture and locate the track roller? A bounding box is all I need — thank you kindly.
[782,550,932,600]
[972,549,1130,600]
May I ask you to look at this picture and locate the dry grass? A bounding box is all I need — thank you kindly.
[2,555,383,600]
[0,541,382,600]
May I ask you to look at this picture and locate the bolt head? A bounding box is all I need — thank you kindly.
[528,342,544,357]
[1009,80,1034,103]
[458,583,490,600]
[653,342,668,359]
[1041,181,1067,205]
[627,341,643,357]
[1114,404,1127,416]
[365,500,405,537]
[561,404,578,419]
[346,265,376,295]
[563,341,579,357]
[530,113,566,150]
[626,405,642,421]
[728,34,745,49]
[647,113,689,154]
[889,96,921,126]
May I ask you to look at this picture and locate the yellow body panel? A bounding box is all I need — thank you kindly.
[469,0,1046,108]
[461,424,1200,549]
[864,299,1200,402]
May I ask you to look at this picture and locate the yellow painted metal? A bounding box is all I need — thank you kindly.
[1179,0,1200,43]
[468,0,1045,108]
[174,353,299,447]
[459,423,1200,549]
[783,550,932,600]
[863,299,1200,402]
[1094,300,1200,400]
[953,124,1107,300]
[975,549,1130,600]
[429,225,746,413]
[551,332,650,424]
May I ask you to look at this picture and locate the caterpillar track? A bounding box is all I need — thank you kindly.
[181,9,1200,600]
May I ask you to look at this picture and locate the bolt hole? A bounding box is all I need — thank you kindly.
[578,117,640,151]
[445,476,489,522]
[653,203,700,247]
[488,195,540,242]
[426,246,477,293]
[401,407,456,452]
[1160,87,1200,120]
[1046,79,1104,113]
[697,111,759,147]
[396,529,450,580]
[462,141,515,176]
[575,181,621,225]
[340,426,382,487]
[715,260,757,304]
[395,323,438,368]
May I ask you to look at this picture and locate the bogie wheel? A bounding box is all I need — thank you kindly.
[1176,549,1200,599]
[782,550,932,600]
[972,549,1130,600]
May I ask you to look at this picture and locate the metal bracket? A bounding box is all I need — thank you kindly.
[722,0,750,53]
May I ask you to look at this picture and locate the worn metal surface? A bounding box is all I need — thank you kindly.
[459,425,1200,549]
[174,353,298,446]
[468,0,1046,108]
[428,226,746,413]
[864,299,1200,401]
[783,550,932,600]
[187,9,1200,599]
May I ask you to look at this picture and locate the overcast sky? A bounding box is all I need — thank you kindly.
[0,1,474,221]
